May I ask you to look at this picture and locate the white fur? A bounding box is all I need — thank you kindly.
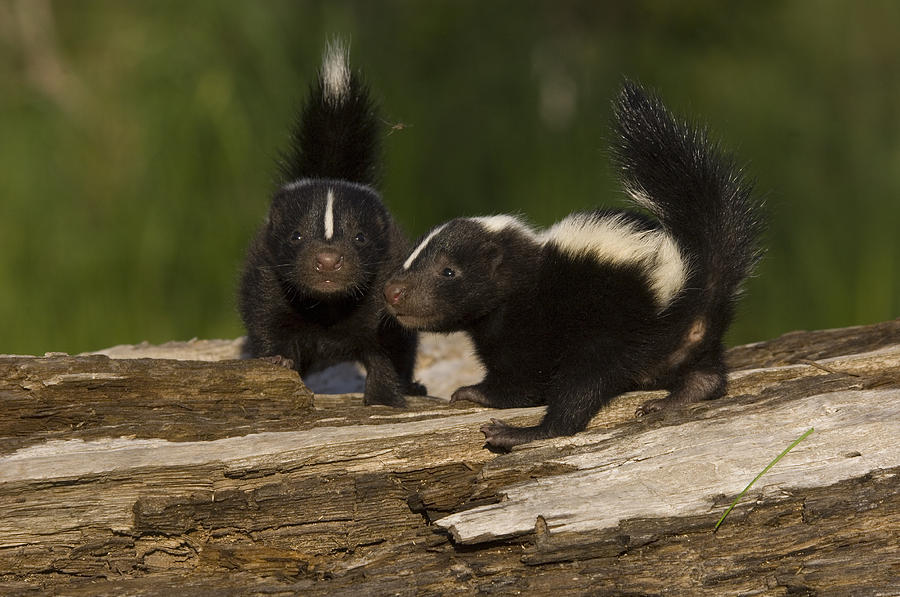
[281,178,315,192]
[468,215,538,239]
[283,178,377,195]
[622,182,658,213]
[404,224,447,270]
[542,213,688,308]
[322,40,350,106]
[324,189,335,239]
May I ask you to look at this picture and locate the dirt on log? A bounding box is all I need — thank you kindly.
[0,320,898,596]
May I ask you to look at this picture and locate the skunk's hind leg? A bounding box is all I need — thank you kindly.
[451,376,543,408]
[635,360,727,417]
[481,375,627,451]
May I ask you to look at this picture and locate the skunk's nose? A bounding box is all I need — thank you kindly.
[384,282,406,305]
[315,251,344,272]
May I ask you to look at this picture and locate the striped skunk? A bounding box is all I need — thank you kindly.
[239,41,425,407]
[383,81,764,449]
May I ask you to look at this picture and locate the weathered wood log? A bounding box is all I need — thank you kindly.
[0,356,311,452]
[0,320,898,595]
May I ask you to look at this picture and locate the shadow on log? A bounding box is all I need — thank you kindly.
[0,320,898,595]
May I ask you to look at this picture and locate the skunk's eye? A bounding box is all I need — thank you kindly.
[290,231,303,244]
[354,232,367,244]
[441,267,455,278]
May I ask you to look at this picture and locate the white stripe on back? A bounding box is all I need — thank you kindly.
[542,213,688,308]
[403,224,447,270]
[467,214,537,238]
[324,189,335,239]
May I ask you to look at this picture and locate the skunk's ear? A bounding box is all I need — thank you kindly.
[266,193,290,232]
[482,240,504,275]
[368,208,388,234]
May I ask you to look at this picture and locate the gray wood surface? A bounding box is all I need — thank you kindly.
[1,320,898,595]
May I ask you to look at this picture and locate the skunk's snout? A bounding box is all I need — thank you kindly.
[315,251,344,272]
[384,282,406,306]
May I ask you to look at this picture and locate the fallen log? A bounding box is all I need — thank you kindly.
[0,321,898,595]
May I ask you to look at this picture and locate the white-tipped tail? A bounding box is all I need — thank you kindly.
[322,39,351,106]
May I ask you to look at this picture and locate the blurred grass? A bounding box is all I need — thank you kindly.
[0,0,897,355]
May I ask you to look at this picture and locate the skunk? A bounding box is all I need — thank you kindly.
[383,81,764,449]
[239,41,425,407]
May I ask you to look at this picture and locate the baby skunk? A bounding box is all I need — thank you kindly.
[239,41,425,407]
[383,81,764,449]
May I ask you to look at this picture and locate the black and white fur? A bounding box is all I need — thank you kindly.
[384,81,764,449]
[239,41,425,406]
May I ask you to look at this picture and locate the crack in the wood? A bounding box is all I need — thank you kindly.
[252,518,354,533]
[794,359,862,378]
[269,449,397,473]
[140,544,197,563]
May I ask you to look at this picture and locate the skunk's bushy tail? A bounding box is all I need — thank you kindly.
[278,39,381,186]
[611,80,765,309]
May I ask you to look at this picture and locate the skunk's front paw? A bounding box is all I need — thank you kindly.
[260,355,295,370]
[635,396,676,417]
[479,418,527,451]
[364,388,407,408]
[405,381,427,396]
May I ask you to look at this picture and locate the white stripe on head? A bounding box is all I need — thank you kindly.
[281,178,315,192]
[324,189,335,240]
[322,40,350,106]
[403,224,447,270]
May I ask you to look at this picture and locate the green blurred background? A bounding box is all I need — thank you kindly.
[1,0,898,355]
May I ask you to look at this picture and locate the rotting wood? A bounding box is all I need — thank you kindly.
[0,319,898,595]
[0,356,312,453]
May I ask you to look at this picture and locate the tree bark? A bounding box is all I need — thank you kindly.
[1,320,898,595]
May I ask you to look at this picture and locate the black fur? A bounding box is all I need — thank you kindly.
[239,42,424,406]
[384,81,764,449]
[277,49,380,185]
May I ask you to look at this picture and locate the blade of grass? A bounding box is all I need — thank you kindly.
[714,427,814,532]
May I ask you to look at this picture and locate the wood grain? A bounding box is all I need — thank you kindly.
[1,319,898,595]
